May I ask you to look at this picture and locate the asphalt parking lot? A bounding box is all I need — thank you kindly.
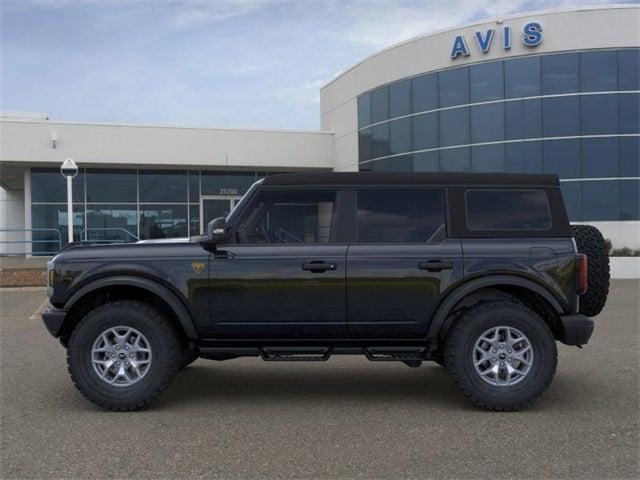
[1,281,639,479]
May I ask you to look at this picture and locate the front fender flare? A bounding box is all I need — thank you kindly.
[64,275,198,340]
[426,275,564,340]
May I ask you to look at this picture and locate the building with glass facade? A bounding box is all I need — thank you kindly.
[1,5,639,254]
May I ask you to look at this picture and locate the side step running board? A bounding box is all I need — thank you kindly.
[261,347,332,361]
[363,347,428,362]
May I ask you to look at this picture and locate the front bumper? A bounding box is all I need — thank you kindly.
[41,304,68,338]
[559,314,594,346]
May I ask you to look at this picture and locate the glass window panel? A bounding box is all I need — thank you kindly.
[471,103,504,143]
[238,190,336,244]
[139,170,187,203]
[543,139,581,179]
[86,169,136,203]
[31,168,84,203]
[371,123,390,158]
[356,189,445,243]
[31,204,84,252]
[389,79,411,118]
[543,96,580,137]
[201,172,255,196]
[189,205,200,236]
[470,61,504,102]
[412,73,438,113]
[358,94,372,128]
[412,112,438,150]
[561,182,582,221]
[618,49,640,91]
[439,67,469,107]
[506,99,542,140]
[466,190,551,230]
[582,180,620,221]
[359,128,373,162]
[86,205,138,241]
[139,205,188,239]
[621,179,640,220]
[619,93,639,134]
[471,144,505,172]
[580,51,617,92]
[387,155,413,172]
[440,147,470,172]
[582,137,619,178]
[506,142,543,173]
[370,86,389,123]
[620,137,640,177]
[439,108,469,147]
[368,158,391,171]
[413,151,440,171]
[389,117,411,155]
[359,162,373,172]
[581,94,618,135]
[505,56,541,98]
[188,171,199,202]
[542,52,579,94]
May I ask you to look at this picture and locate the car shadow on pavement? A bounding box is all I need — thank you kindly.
[152,361,475,410]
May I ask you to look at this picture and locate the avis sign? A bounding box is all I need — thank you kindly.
[450,22,543,59]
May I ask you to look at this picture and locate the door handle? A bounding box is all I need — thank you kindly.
[419,261,453,272]
[302,261,337,273]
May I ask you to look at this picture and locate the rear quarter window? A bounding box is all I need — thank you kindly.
[465,189,552,230]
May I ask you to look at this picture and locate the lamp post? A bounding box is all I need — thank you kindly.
[60,158,78,244]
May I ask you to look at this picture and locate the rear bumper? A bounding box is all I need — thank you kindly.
[559,314,594,346]
[41,304,68,338]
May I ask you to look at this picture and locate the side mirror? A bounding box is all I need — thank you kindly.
[207,217,230,244]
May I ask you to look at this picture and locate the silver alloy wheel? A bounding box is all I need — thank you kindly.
[472,326,533,387]
[91,326,152,387]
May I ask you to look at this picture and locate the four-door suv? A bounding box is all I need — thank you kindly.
[42,172,610,411]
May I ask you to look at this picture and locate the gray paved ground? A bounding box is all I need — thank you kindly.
[1,281,639,479]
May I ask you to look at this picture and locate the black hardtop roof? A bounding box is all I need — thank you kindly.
[263,172,560,187]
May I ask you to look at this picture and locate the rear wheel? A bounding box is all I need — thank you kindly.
[444,302,557,411]
[67,300,181,411]
[571,224,610,317]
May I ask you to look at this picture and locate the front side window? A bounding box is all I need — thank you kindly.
[238,190,336,244]
[356,189,445,243]
[466,190,551,230]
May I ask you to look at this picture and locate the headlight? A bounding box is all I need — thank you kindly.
[46,261,54,297]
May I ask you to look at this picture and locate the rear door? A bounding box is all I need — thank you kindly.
[346,188,463,339]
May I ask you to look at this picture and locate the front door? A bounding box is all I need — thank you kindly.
[200,195,242,234]
[207,189,348,339]
[346,188,464,338]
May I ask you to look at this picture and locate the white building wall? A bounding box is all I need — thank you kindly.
[0,187,25,255]
[0,120,334,170]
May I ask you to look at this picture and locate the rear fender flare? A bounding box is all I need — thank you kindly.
[64,275,198,340]
[426,275,564,340]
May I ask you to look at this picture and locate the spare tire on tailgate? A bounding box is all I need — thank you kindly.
[571,225,610,317]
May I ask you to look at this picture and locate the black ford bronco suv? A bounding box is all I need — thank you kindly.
[42,172,610,411]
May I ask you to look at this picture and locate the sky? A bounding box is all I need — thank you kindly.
[1,0,637,130]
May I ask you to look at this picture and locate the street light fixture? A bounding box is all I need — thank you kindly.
[60,158,78,244]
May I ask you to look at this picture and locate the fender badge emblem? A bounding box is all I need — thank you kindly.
[191,262,205,273]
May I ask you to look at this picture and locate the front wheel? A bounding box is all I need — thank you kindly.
[444,302,557,411]
[67,300,182,411]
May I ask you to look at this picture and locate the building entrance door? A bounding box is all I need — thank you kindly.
[200,195,242,234]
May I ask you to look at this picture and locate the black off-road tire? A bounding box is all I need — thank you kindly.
[571,224,610,317]
[180,347,199,369]
[444,302,557,411]
[67,300,181,411]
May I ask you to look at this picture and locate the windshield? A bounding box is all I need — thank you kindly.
[226,178,264,224]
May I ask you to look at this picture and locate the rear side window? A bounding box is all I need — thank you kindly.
[356,189,445,243]
[466,189,551,230]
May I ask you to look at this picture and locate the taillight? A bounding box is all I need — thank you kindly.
[576,254,588,295]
